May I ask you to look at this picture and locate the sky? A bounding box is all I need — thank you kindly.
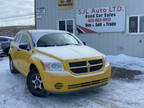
[0,0,34,26]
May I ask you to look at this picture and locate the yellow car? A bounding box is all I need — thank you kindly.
[9,30,111,97]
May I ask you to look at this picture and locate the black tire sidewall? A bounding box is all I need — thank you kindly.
[27,68,47,97]
[4,48,9,55]
[9,58,18,74]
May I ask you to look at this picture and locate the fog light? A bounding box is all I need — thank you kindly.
[55,83,63,89]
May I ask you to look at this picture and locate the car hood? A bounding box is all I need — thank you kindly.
[35,45,104,60]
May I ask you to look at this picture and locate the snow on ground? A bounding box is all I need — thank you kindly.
[0,0,34,27]
[107,54,144,72]
[0,55,144,108]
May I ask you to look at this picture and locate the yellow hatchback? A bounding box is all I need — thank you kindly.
[9,30,111,97]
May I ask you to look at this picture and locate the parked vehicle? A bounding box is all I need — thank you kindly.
[9,30,111,97]
[0,36,13,55]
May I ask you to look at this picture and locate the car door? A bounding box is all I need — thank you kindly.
[18,32,33,76]
[10,33,22,70]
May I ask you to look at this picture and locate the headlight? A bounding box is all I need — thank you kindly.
[44,62,64,72]
[33,52,66,73]
[40,60,65,73]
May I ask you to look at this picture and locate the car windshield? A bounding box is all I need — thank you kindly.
[37,33,81,47]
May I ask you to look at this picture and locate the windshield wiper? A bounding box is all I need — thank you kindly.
[57,43,79,46]
[38,44,56,47]
[38,43,80,47]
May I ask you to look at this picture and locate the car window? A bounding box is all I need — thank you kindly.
[20,34,31,49]
[14,33,21,43]
[0,37,8,42]
[9,39,13,41]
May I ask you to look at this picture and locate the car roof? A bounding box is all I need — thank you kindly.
[0,36,14,40]
[28,30,67,34]
[20,29,67,35]
[20,29,68,43]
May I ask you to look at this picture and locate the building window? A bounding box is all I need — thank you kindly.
[59,21,65,31]
[129,16,138,33]
[58,19,74,33]
[140,16,144,32]
[67,20,73,33]
[128,15,144,33]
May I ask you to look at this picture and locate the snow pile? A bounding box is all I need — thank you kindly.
[107,54,144,72]
[0,0,34,27]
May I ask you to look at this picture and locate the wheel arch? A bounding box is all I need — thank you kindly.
[30,64,37,71]
[27,63,48,97]
[28,57,45,77]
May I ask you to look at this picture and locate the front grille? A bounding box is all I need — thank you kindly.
[90,65,103,72]
[71,68,88,74]
[68,78,108,89]
[69,61,86,67]
[89,59,103,65]
[69,59,103,74]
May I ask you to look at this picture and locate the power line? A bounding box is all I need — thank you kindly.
[0,13,34,20]
[1,17,34,23]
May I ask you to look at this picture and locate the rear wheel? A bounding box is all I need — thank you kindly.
[27,68,48,97]
[9,57,19,74]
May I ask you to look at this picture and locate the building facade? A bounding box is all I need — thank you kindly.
[35,0,144,57]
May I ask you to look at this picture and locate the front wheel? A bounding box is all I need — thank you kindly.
[27,68,48,97]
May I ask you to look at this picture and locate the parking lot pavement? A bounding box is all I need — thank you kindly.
[0,57,144,108]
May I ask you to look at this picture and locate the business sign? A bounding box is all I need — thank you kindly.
[36,7,46,19]
[76,6,125,33]
[58,0,73,9]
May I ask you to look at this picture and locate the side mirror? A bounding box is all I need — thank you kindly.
[19,44,28,50]
[83,41,86,45]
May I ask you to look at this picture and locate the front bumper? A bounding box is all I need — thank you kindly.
[41,64,111,93]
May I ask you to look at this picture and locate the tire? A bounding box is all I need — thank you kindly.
[27,68,48,97]
[4,48,9,56]
[9,57,19,74]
